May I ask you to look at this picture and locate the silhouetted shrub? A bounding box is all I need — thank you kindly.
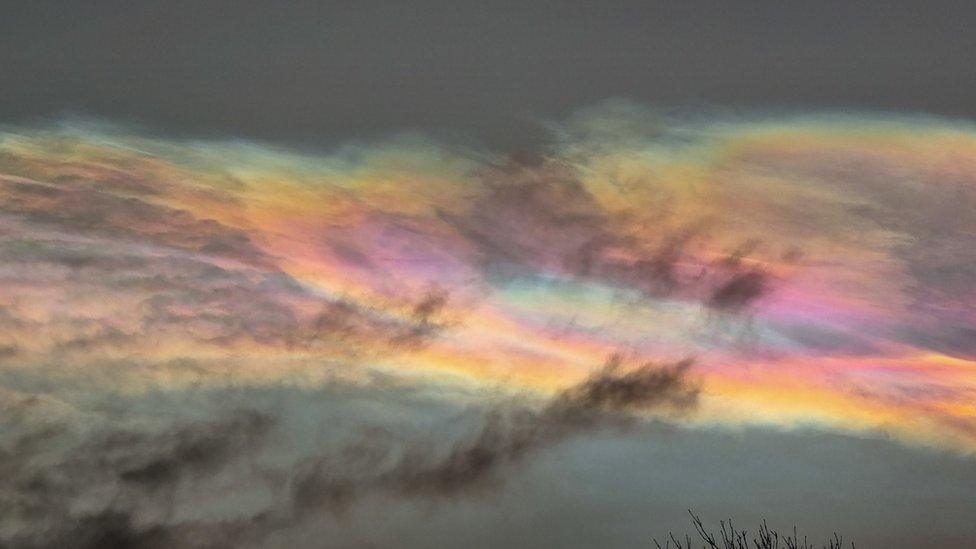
[654,510,854,549]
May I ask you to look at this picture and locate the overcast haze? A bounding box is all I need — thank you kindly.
[3,1,976,149]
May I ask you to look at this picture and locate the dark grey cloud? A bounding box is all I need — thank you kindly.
[388,287,454,350]
[28,511,175,549]
[704,240,772,313]
[0,409,275,549]
[437,158,613,279]
[3,2,975,152]
[707,270,768,312]
[0,357,698,548]
[440,157,772,311]
[111,410,274,489]
[289,355,698,511]
[2,361,976,549]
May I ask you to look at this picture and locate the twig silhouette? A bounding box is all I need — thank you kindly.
[653,511,855,549]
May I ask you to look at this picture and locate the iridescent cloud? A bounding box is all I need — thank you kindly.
[1,105,975,454]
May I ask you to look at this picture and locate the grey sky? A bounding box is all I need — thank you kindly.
[2,1,975,150]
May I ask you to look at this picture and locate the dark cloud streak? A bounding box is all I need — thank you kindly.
[0,357,698,548]
[291,356,698,509]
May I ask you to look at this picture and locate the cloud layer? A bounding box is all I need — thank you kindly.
[1,105,975,546]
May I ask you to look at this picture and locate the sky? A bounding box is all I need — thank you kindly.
[1,3,975,548]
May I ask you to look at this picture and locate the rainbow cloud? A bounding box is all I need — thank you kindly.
[1,104,975,456]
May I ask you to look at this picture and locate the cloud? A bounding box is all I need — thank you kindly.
[1,110,976,547]
[0,357,697,548]
[0,408,275,549]
[0,178,269,269]
[774,323,879,356]
[437,156,771,312]
[436,158,612,279]
[290,356,698,510]
[707,270,769,312]
[0,186,451,363]
[111,410,274,489]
